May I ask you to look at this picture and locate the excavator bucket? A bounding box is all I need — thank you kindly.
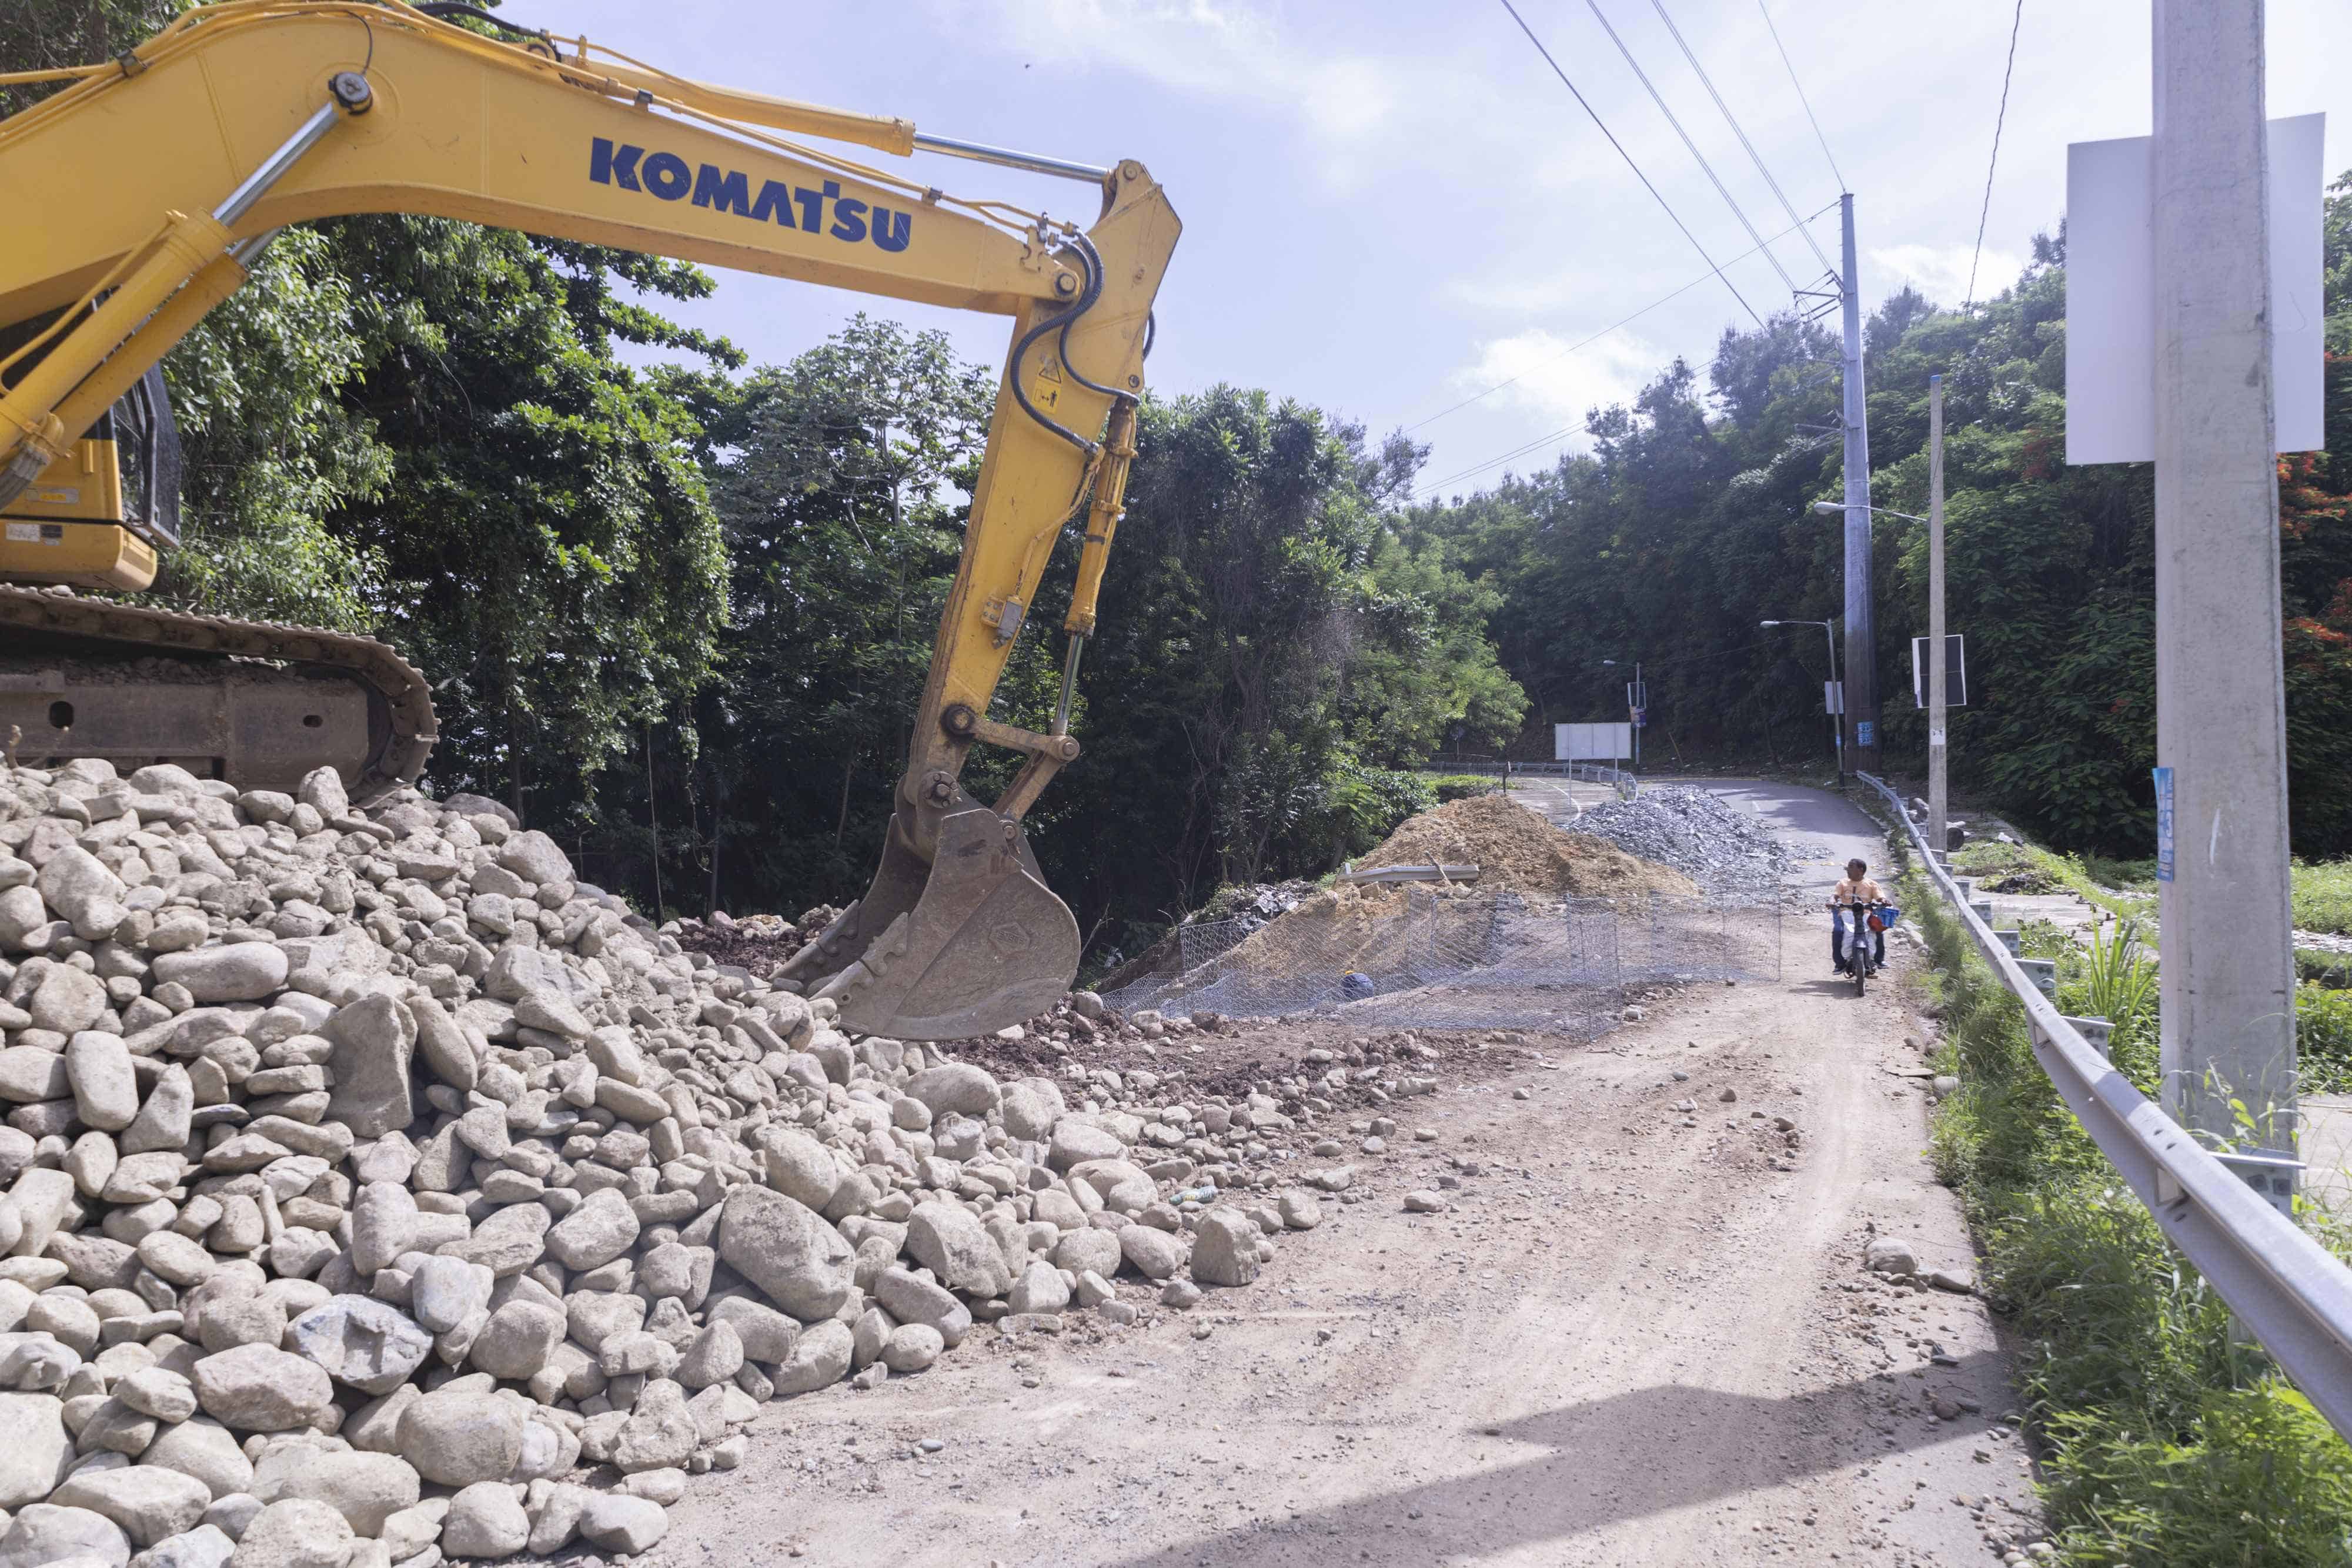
[784,804,1079,1040]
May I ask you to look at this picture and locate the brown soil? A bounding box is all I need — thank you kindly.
[1210,794,1698,982]
[1357,791,1697,900]
[671,909,832,975]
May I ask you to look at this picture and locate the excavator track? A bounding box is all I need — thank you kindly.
[0,586,436,803]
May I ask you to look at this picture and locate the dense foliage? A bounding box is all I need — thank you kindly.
[1410,193,2352,858]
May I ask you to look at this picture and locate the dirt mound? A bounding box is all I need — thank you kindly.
[1355,791,1696,900]
[1204,795,1695,985]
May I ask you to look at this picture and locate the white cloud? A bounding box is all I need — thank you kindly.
[926,0,1493,192]
[1868,243,2024,308]
[1438,326,1666,431]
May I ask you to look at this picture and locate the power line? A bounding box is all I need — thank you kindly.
[1965,0,2026,310]
[1402,201,1838,436]
[1756,0,1845,192]
[1648,0,1836,278]
[1495,0,1763,327]
[1414,318,1841,499]
[1581,0,1798,294]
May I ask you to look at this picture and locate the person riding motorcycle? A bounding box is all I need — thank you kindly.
[1829,858,1886,976]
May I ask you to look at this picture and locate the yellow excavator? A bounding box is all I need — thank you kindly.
[0,1,1180,1039]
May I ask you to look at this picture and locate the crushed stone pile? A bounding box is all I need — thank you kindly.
[0,758,1348,1568]
[1572,786,1792,902]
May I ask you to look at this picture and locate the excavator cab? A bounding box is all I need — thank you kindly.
[0,316,178,590]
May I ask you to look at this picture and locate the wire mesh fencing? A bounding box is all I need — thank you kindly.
[1098,885,1780,1037]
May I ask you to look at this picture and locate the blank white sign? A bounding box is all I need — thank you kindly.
[2065,113,2324,464]
[1555,722,1632,762]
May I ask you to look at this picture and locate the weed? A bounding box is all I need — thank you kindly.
[2296,859,2352,937]
[2299,984,2352,1094]
[1901,870,2352,1565]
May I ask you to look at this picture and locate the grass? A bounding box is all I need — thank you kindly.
[1951,838,2157,921]
[1900,854,2352,1566]
[1422,773,1509,803]
[2297,860,2352,937]
[1953,837,2352,941]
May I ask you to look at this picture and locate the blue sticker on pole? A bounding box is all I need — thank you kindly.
[1856,720,1875,747]
[2153,766,2174,882]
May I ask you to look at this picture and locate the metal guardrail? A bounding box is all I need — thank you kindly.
[1855,771,2352,1438]
[1426,758,1640,794]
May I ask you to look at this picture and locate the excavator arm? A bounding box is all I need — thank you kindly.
[0,1,1181,1037]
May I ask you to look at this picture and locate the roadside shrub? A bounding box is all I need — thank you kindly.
[1902,867,2352,1564]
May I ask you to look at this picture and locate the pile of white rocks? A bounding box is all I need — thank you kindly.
[0,759,1320,1568]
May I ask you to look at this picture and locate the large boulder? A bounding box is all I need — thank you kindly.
[1190,1208,1262,1288]
[285,1296,433,1396]
[395,1389,524,1487]
[901,1063,1001,1119]
[323,992,415,1139]
[0,1503,131,1568]
[496,830,573,886]
[1070,1158,1158,1213]
[770,1319,853,1397]
[716,1186,854,1321]
[189,1345,334,1432]
[611,1379,698,1473]
[757,1126,840,1212]
[51,1464,212,1547]
[1047,1121,1126,1171]
[149,942,289,1004]
[141,1417,253,1500]
[252,1446,420,1536]
[221,1497,350,1568]
[905,1201,1014,1298]
[0,1389,70,1505]
[544,1188,638,1272]
[442,1480,530,1559]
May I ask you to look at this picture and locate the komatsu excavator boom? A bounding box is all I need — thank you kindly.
[0,1,1181,1039]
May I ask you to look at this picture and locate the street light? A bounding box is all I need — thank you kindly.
[1761,619,1843,782]
[1599,657,1643,770]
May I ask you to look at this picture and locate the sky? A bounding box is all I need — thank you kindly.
[547,0,2352,497]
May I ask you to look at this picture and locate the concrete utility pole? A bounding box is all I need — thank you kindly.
[2151,0,2297,1157]
[1838,194,1878,775]
[1928,375,1947,852]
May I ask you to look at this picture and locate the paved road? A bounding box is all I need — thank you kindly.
[654,781,2043,1566]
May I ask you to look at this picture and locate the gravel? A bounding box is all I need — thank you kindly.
[0,755,1413,1567]
[1573,786,1793,901]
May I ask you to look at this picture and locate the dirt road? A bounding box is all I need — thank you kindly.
[650,783,2046,1567]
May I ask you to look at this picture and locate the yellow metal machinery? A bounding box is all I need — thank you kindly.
[0,1,1181,1038]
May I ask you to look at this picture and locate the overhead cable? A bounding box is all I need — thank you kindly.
[1494,0,1763,327]
[1756,0,1845,192]
[1581,0,1798,294]
[1648,0,1835,278]
[1965,0,2026,310]
[1403,201,1838,435]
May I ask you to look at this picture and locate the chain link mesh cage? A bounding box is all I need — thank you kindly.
[1098,884,1780,1037]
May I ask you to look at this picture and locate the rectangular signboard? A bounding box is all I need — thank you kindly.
[1824,680,1843,716]
[2066,113,2324,463]
[1911,634,1967,708]
[2153,765,2175,882]
[1556,721,1633,762]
